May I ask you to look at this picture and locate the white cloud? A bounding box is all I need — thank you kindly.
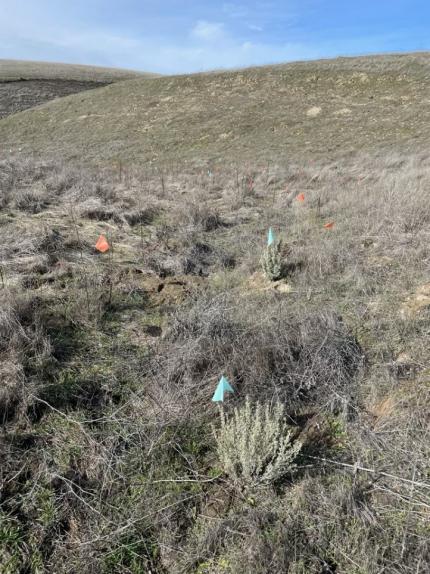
[0,23,319,74]
[0,5,317,74]
[0,0,417,76]
[248,24,264,32]
[0,0,321,74]
[191,21,225,42]
[0,1,321,74]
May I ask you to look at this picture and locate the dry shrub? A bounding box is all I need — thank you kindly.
[36,229,66,265]
[82,204,157,226]
[0,293,52,422]
[181,467,428,574]
[0,154,428,573]
[13,188,51,213]
[151,293,363,417]
[182,242,235,276]
[0,193,10,210]
[178,199,223,232]
[43,166,79,195]
[90,181,118,202]
[82,205,122,223]
[59,270,114,326]
[145,251,183,278]
[1,157,76,202]
[145,240,235,278]
[0,157,39,195]
[179,507,298,574]
[0,160,16,197]
[123,207,157,227]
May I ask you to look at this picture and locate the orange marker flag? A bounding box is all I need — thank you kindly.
[95,235,110,253]
[323,222,335,229]
[296,193,305,202]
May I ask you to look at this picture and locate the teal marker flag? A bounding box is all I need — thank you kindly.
[267,228,275,246]
[212,376,234,402]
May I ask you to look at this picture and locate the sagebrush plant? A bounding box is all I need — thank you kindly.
[261,240,282,281]
[214,397,301,487]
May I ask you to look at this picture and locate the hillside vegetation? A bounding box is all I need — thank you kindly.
[1,53,430,165]
[0,54,429,573]
[0,60,155,119]
[0,60,150,82]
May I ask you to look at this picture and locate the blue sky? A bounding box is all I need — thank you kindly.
[1,0,429,74]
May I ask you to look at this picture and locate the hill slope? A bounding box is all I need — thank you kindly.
[0,60,157,119]
[0,60,152,82]
[1,53,430,164]
[0,53,429,573]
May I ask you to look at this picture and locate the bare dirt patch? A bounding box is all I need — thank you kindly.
[0,79,111,119]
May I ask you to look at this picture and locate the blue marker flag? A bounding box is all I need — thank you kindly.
[212,376,234,402]
[267,228,275,246]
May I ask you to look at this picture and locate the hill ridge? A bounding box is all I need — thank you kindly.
[0,59,159,120]
[1,52,429,166]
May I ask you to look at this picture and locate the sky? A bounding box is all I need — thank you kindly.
[1,1,429,74]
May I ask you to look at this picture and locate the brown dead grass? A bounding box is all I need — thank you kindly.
[2,53,430,166]
[0,60,157,119]
[0,142,429,572]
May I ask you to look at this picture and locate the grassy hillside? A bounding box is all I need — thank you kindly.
[0,60,156,120]
[0,54,429,573]
[1,53,430,165]
[0,60,151,82]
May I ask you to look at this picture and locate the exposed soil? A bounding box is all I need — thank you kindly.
[0,79,110,119]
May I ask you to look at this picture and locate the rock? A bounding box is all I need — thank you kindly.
[335,107,352,116]
[275,282,293,294]
[306,106,322,118]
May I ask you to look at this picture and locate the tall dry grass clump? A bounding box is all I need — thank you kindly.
[0,292,52,422]
[152,292,363,418]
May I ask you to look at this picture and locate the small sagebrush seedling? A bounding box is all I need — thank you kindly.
[261,230,283,281]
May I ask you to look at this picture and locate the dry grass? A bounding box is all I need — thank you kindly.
[2,53,430,166]
[0,143,429,573]
[152,293,363,421]
[0,59,150,82]
[0,60,157,120]
[0,291,52,423]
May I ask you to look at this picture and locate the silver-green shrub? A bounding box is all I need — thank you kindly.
[261,241,282,281]
[214,397,301,487]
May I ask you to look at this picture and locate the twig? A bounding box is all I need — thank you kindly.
[305,455,430,489]
[3,463,26,486]
[29,395,93,443]
[148,474,222,485]
[373,484,430,511]
[51,473,104,517]
[401,464,417,557]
